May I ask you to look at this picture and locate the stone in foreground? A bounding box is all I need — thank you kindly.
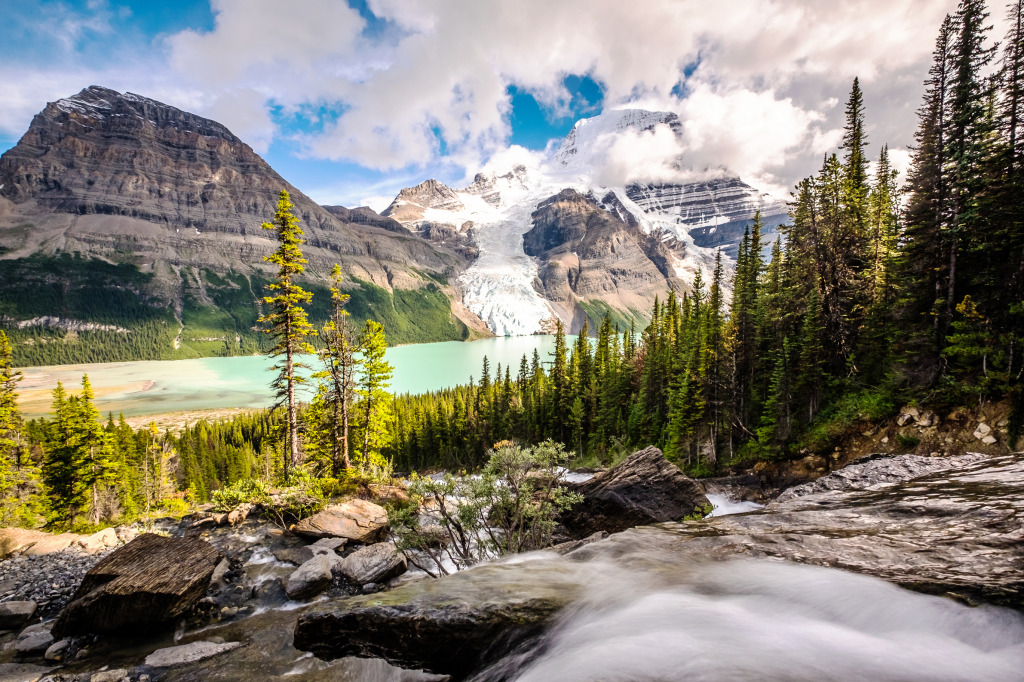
[292,500,388,544]
[294,562,576,678]
[0,601,36,630]
[560,446,710,537]
[14,622,53,654]
[52,533,221,638]
[341,542,407,585]
[285,553,338,600]
[0,663,54,681]
[144,640,243,667]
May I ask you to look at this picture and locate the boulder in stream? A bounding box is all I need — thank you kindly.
[285,553,341,600]
[560,446,710,537]
[52,533,222,638]
[292,500,388,544]
[341,542,407,585]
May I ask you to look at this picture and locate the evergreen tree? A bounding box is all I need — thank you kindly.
[259,190,316,478]
[315,264,360,475]
[42,376,113,528]
[357,320,394,476]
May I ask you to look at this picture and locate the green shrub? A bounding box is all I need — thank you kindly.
[211,478,270,511]
[896,434,921,450]
[391,440,582,577]
[683,503,714,521]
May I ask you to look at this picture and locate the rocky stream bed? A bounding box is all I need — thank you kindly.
[1,449,1022,681]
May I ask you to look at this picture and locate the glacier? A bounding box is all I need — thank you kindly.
[383,108,789,336]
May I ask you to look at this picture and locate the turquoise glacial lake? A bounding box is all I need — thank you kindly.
[18,336,568,418]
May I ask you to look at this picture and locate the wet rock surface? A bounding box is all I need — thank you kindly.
[295,561,576,678]
[667,451,1024,607]
[143,640,242,667]
[560,446,710,537]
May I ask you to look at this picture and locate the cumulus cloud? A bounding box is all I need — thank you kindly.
[1,0,966,198]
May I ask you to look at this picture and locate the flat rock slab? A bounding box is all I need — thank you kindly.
[292,500,388,544]
[341,542,407,585]
[0,528,79,558]
[52,533,221,638]
[0,601,36,630]
[144,640,243,667]
[561,446,710,537]
[0,663,54,682]
[294,561,577,678]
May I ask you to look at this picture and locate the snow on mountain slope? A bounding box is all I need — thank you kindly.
[383,108,790,336]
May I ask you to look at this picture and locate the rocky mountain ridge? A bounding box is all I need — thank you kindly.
[0,86,483,364]
[382,108,790,335]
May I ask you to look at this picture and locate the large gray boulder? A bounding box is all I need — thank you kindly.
[292,500,388,544]
[285,553,340,600]
[341,543,407,585]
[560,446,710,537]
[52,533,221,638]
[14,622,53,655]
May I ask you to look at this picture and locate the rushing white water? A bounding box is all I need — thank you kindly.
[706,492,763,516]
[478,557,1024,682]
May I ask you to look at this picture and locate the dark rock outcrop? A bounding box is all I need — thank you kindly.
[52,533,221,637]
[560,446,710,537]
[524,189,685,331]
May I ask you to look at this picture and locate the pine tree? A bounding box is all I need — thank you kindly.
[357,320,394,476]
[900,14,957,373]
[259,190,316,479]
[42,376,113,529]
[841,77,871,244]
[315,264,360,475]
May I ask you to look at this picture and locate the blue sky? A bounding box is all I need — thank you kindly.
[0,0,960,208]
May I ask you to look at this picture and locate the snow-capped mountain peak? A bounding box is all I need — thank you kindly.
[382,108,789,337]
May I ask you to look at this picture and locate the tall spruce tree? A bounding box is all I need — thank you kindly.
[259,190,316,478]
[357,320,394,475]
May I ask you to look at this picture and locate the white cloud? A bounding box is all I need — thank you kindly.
[1,0,965,199]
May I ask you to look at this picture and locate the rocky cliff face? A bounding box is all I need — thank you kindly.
[626,178,788,257]
[0,86,481,363]
[524,189,684,329]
